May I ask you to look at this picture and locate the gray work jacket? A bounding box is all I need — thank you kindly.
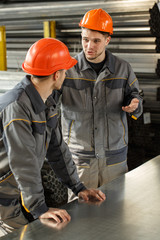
[0,76,85,220]
[61,50,143,164]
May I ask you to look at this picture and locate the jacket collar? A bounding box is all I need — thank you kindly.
[21,75,58,115]
[21,75,46,114]
[77,49,115,74]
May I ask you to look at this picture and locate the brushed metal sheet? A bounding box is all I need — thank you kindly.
[1,155,160,240]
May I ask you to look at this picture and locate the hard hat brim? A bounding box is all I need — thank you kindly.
[22,57,77,76]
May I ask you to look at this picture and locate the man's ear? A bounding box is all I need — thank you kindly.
[105,36,111,46]
[53,71,60,81]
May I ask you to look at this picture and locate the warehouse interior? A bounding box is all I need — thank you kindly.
[0,0,160,170]
[1,1,160,239]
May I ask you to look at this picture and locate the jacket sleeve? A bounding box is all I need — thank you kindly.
[46,124,86,195]
[123,62,143,119]
[3,101,48,219]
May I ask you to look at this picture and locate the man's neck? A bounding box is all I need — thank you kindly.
[31,76,54,103]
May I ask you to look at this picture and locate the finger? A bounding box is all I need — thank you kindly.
[131,104,138,111]
[78,192,89,201]
[122,106,131,112]
[130,102,138,108]
[122,106,135,113]
[97,190,106,200]
[132,98,139,103]
[56,210,71,222]
[55,220,70,230]
[62,210,71,222]
[49,212,62,223]
[93,192,104,201]
[87,189,104,201]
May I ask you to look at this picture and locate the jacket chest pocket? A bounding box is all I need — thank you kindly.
[62,86,93,111]
[31,122,46,158]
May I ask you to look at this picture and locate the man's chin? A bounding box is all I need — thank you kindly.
[86,55,96,61]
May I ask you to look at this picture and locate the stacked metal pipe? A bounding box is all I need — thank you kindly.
[149,2,160,76]
[0,0,157,72]
[156,59,160,77]
[149,3,160,38]
[41,161,68,208]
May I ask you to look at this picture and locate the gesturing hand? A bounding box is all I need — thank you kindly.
[122,98,139,113]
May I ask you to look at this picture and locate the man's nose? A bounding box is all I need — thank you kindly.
[87,41,93,49]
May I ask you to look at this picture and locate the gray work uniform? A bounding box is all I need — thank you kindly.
[0,76,86,235]
[60,50,143,200]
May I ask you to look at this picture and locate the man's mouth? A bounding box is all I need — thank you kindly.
[87,51,94,55]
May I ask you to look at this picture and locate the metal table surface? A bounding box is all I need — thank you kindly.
[1,155,160,240]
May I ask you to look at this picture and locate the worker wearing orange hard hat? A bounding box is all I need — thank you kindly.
[60,9,143,202]
[0,38,105,236]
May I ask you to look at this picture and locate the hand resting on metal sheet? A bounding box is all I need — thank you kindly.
[39,208,71,223]
[40,217,70,230]
[78,189,106,202]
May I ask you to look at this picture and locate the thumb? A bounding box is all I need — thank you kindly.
[78,191,89,201]
[132,98,139,103]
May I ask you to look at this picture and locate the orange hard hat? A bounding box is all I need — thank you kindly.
[22,38,77,76]
[79,8,113,35]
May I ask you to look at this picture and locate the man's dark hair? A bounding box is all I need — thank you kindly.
[33,75,49,78]
[81,27,110,37]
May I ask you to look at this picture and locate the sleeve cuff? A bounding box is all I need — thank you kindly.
[31,202,49,219]
[72,183,87,196]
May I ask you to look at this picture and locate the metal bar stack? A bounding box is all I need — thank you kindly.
[149,2,160,76]
[156,59,160,77]
[0,0,157,72]
[155,38,160,53]
[149,2,160,39]
[41,161,68,208]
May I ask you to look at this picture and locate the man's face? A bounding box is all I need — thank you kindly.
[81,28,110,63]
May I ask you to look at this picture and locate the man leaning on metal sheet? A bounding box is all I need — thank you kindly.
[60,9,143,202]
[0,38,105,237]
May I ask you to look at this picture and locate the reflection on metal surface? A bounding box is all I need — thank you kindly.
[39,218,70,230]
[1,155,160,240]
[19,225,28,240]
